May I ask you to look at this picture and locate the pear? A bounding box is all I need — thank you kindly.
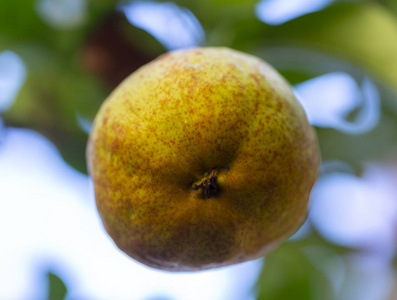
[87,47,320,271]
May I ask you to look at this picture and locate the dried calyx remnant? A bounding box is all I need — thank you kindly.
[192,168,220,199]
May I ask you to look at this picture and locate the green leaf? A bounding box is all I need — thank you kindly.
[266,2,397,96]
[378,0,397,15]
[46,272,67,300]
[0,0,48,41]
[315,106,397,168]
[256,240,335,300]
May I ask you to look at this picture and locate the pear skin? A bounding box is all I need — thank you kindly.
[87,47,320,271]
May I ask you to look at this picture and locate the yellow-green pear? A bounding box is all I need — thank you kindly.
[87,47,320,271]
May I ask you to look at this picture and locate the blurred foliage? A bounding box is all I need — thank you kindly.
[1,0,397,172]
[1,0,397,299]
[46,271,67,300]
[254,222,384,300]
[256,234,336,300]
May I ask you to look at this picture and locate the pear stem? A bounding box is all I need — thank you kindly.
[192,168,220,199]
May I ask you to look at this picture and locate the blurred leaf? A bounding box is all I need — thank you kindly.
[315,105,397,168]
[0,0,118,44]
[265,2,397,96]
[46,272,67,300]
[256,46,367,85]
[0,0,48,42]
[378,0,397,15]
[256,238,336,300]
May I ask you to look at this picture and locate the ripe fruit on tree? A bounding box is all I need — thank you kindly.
[87,47,320,271]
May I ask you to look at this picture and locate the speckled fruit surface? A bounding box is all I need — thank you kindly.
[87,47,320,272]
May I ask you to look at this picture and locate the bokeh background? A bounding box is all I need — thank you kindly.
[1,0,397,299]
